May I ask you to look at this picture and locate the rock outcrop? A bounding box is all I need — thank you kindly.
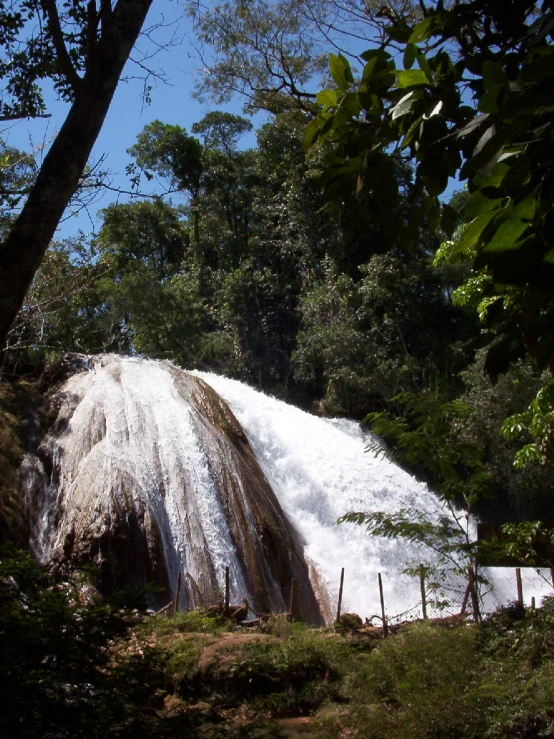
[20,355,323,624]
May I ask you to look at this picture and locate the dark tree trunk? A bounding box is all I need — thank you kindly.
[0,0,153,349]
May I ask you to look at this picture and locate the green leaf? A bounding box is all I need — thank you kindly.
[396,69,428,88]
[404,43,417,70]
[304,113,332,148]
[465,190,503,220]
[513,195,536,220]
[457,113,490,139]
[329,53,353,91]
[478,89,500,115]
[458,211,498,252]
[401,116,423,149]
[391,91,418,120]
[337,91,362,118]
[481,219,530,252]
[316,89,338,109]
[462,122,525,179]
[482,61,510,91]
[417,53,432,79]
[440,203,459,237]
[360,48,389,63]
[409,17,434,44]
[385,24,411,43]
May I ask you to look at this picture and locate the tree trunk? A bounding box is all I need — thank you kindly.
[0,0,153,349]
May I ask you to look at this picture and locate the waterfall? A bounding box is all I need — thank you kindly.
[20,354,551,622]
[193,371,448,620]
[20,355,322,622]
[194,371,554,617]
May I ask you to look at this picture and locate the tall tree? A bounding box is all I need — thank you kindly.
[0,0,154,350]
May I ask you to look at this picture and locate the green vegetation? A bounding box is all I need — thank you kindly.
[3,547,554,738]
[1,1,554,734]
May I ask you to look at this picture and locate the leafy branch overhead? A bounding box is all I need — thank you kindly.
[306,0,554,378]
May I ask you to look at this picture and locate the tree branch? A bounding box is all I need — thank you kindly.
[0,113,52,121]
[40,0,84,96]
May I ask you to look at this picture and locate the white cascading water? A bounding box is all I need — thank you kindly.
[194,371,554,618]
[25,354,552,622]
[33,358,244,597]
[194,371,449,619]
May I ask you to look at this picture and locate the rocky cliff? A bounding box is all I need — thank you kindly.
[19,355,323,624]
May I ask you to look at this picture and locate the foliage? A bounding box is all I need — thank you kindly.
[4,544,554,739]
[457,354,554,520]
[128,120,204,196]
[0,141,37,228]
[188,0,327,112]
[188,0,422,114]
[366,391,492,508]
[307,0,554,382]
[0,546,130,737]
[293,253,474,416]
[502,379,554,468]
[320,603,554,739]
[498,520,554,571]
[340,623,482,739]
[4,234,112,360]
[0,380,41,544]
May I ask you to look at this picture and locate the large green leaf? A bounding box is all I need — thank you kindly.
[482,61,510,91]
[458,211,499,252]
[409,16,435,44]
[329,53,354,91]
[396,69,428,88]
[403,43,417,70]
[391,91,419,120]
[465,190,503,220]
[316,89,338,109]
[481,219,530,252]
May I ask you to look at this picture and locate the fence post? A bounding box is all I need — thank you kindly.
[224,566,230,614]
[289,578,296,619]
[173,572,182,619]
[460,580,471,616]
[419,564,428,620]
[336,568,345,622]
[516,567,524,608]
[468,564,481,623]
[378,572,388,636]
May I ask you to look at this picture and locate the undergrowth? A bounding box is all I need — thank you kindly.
[2,546,554,738]
[320,598,554,739]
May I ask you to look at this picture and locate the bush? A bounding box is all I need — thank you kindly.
[0,546,130,737]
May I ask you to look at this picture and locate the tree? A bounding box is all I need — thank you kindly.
[0,0,154,350]
[3,234,112,363]
[293,249,474,416]
[306,0,554,380]
[188,0,421,113]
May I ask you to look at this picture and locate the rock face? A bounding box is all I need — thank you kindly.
[21,355,323,624]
